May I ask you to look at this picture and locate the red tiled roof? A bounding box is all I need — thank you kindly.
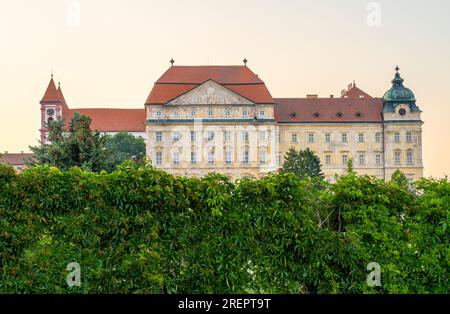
[274,98,382,123]
[146,66,274,104]
[63,108,146,132]
[0,153,35,165]
[41,77,60,103]
[341,84,373,99]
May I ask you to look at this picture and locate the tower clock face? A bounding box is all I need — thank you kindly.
[46,108,55,116]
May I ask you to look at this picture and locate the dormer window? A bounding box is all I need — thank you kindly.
[290,112,297,118]
[355,112,362,118]
[313,112,320,118]
[336,112,343,118]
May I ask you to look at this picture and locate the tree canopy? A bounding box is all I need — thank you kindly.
[29,113,146,172]
[281,147,324,180]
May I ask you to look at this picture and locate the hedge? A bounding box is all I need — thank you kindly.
[0,162,448,293]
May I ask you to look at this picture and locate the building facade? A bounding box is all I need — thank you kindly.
[38,63,423,182]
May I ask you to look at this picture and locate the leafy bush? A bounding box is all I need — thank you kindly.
[0,162,448,293]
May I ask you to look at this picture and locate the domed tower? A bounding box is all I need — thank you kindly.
[382,66,421,118]
[382,67,423,182]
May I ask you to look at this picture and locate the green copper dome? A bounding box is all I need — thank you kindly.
[382,67,416,102]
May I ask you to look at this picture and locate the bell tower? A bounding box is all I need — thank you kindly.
[39,74,65,144]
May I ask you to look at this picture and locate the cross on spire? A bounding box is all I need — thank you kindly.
[170,58,175,66]
[395,65,400,72]
[243,58,248,66]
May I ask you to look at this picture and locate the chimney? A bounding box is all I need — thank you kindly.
[347,83,353,90]
[306,94,318,99]
[341,89,346,97]
[330,95,334,98]
[21,151,24,154]
[4,151,8,154]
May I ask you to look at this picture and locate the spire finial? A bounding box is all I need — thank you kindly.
[51,70,53,79]
[243,58,248,66]
[395,65,400,73]
[170,58,175,66]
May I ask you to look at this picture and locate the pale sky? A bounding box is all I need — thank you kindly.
[0,0,449,177]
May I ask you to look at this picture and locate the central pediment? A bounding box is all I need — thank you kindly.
[167,80,254,105]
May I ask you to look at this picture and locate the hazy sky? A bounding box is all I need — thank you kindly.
[0,0,449,177]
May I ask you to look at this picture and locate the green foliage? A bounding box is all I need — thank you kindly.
[281,148,324,180]
[391,169,410,189]
[0,164,448,294]
[102,132,146,173]
[29,114,145,173]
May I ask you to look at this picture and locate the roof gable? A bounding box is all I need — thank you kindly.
[167,80,254,105]
[146,65,274,105]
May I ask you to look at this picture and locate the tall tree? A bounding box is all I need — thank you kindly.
[30,113,107,172]
[281,147,324,180]
[103,132,146,173]
[30,114,147,172]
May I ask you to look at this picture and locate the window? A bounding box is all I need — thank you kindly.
[277,155,281,166]
[156,132,162,142]
[46,108,55,116]
[242,109,248,117]
[407,151,413,164]
[376,154,382,166]
[173,110,179,117]
[375,132,381,143]
[225,149,232,165]
[395,151,401,165]
[342,133,347,143]
[358,153,366,166]
[259,150,266,165]
[225,109,231,117]
[242,131,249,143]
[191,110,196,117]
[358,133,364,143]
[208,150,215,165]
[172,152,180,165]
[225,131,232,142]
[156,111,162,117]
[259,110,265,116]
[394,132,400,143]
[190,131,196,142]
[399,108,407,116]
[172,132,181,142]
[156,152,162,165]
[325,155,331,165]
[208,109,213,117]
[325,133,331,143]
[276,132,281,143]
[191,151,197,165]
[242,149,249,164]
[308,133,314,143]
[342,154,348,166]
[207,131,215,142]
[406,132,412,143]
[259,131,266,141]
[291,133,297,143]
